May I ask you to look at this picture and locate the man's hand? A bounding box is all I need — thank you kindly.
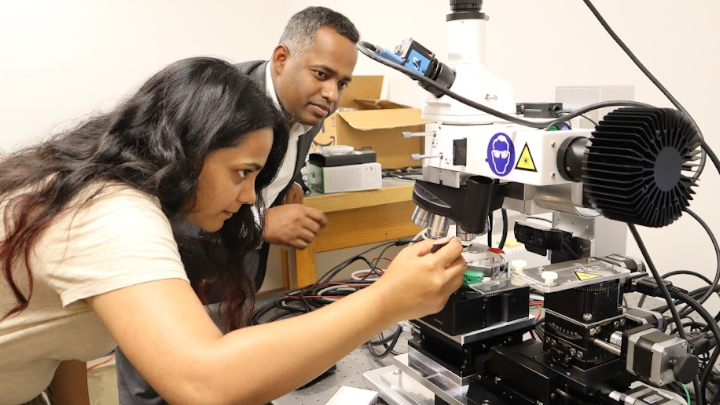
[282,183,305,205]
[264,205,327,249]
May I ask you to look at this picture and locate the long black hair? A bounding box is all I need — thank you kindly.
[0,57,288,330]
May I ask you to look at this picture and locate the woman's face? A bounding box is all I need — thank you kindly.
[185,127,273,232]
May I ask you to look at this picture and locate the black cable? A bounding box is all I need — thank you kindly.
[362,244,397,281]
[653,284,718,326]
[487,214,493,247]
[498,208,508,250]
[628,223,703,405]
[581,0,706,181]
[655,277,720,321]
[580,114,599,127]
[665,271,714,287]
[544,101,656,131]
[357,41,654,130]
[556,109,601,128]
[250,240,412,359]
[671,291,720,405]
[635,278,708,310]
[366,325,402,359]
[683,209,720,310]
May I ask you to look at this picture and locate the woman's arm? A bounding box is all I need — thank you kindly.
[49,360,90,405]
[87,237,465,405]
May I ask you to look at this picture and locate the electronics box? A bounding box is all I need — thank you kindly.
[314,75,433,169]
[307,161,382,194]
[308,149,377,167]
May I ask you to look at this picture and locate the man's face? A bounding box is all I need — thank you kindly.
[273,27,358,126]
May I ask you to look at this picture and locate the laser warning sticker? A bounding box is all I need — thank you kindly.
[515,143,537,172]
[575,271,600,281]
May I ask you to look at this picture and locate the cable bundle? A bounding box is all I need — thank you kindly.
[250,240,410,358]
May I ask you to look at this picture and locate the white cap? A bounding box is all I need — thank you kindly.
[511,259,528,274]
[541,271,559,286]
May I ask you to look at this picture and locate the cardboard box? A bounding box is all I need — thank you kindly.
[315,76,433,169]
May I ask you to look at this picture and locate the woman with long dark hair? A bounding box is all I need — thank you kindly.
[0,57,466,405]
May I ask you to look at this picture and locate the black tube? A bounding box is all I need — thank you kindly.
[462,176,494,234]
[498,209,508,250]
[627,224,703,405]
[673,291,720,404]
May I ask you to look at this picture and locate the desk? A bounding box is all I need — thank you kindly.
[283,180,422,288]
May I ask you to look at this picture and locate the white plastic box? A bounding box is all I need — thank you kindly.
[307,162,382,194]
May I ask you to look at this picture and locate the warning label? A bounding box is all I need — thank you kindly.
[575,271,600,281]
[515,143,537,172]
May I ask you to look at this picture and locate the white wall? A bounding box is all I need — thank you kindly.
[2,1,719,300]
[0,0,281,152]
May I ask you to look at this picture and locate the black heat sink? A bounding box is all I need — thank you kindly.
[582,108,701,228]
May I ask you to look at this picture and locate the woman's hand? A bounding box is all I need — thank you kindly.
[371,237,466,322]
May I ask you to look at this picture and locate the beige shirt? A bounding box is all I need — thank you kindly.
[0,184,188,405]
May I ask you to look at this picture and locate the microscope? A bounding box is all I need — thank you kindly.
[359,1,707,404]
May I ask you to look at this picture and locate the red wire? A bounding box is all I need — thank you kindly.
[315,282,372,287]
[87,353,115,370]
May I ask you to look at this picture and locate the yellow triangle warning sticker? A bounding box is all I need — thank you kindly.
[515,143,537,172]
[575,271,600,281]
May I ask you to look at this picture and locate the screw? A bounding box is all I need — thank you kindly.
[682,342,687,349]
[495,377,502,383]
[589,328,596,336]
[613,320,620,328]
[583,313,593,321]
[620,319,626,326]
[551,173,556,179]
[660,378,665,385]
[551,142,557,148]
[663,349,667,356]
[577,351,584,359]
[570,348,577,356]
